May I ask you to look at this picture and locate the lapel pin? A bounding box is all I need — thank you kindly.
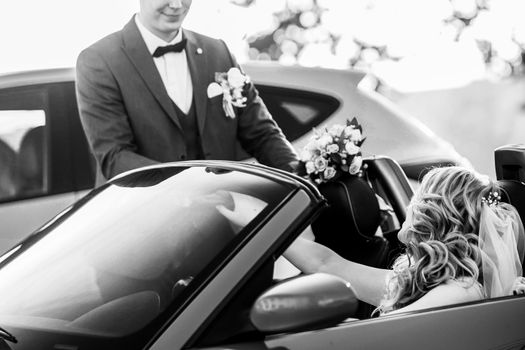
[196,48,203,55]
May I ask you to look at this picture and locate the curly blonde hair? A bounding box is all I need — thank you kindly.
[379,166,499,314]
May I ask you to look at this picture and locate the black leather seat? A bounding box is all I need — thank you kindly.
[311,156,414,319]
[16,126,44,196]
[0,139,16,199]
[311,169,389,269]
[311,156,413,269]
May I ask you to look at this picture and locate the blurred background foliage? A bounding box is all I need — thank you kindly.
[225,0,525,178]
[0,0,523,177]
[230,0,525,80]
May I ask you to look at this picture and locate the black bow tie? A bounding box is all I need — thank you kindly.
[152,38,187,57]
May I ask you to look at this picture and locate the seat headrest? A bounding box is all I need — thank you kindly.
[17,126,44,194]
[314,176,381,239]
[0,139,16,199]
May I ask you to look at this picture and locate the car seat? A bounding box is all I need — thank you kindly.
[16,126,44,196]
[311,156,413,319]
[0,139,16,199]
[311,156,413,269]
[68,291,161,334]
[365,156,414,263]
[494,144,525,271]
[311,167,389,269]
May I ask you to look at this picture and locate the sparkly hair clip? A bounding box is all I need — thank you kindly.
[481,191,501,207]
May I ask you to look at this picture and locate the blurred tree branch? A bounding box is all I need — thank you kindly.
[231,0,524,78]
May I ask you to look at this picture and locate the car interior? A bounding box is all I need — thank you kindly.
[196,156,413,345]
[0,167,292,339]
[0,139,16,200]
[309,156,412,318]
[198,147,525,347]
[1,147,524,348]
[16,125,45,196]
[0,125,45,202]
[311,156,413,270]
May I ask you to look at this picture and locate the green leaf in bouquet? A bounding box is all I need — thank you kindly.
[356,136,366,147]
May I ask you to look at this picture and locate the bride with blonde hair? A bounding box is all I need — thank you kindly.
[284,166,525,314]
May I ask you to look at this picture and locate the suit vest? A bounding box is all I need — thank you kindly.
[172,100,203,160]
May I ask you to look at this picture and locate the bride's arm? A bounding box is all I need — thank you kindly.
[284,237,392,306]
[217,196,391,306]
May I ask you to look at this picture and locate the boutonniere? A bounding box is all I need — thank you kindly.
[207,67,250,119]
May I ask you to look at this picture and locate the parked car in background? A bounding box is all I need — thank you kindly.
[0,62,468,253]
[0,158,523,350]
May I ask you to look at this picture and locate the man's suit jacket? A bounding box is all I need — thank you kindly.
[76,17,297,185]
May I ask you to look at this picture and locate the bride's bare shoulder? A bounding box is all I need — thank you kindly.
[387,278,482,315]
[443,278,484,299]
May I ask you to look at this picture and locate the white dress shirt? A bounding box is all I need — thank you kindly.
[135,15,193,114]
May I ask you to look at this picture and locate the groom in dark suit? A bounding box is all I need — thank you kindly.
[76,0,298,185]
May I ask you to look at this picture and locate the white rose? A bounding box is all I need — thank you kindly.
[227,67,248,88]
[305,138,318,152]
[300,149,313,162]
[343,126,356,136]
[326,144,339,154]
[323,166,336,180]
[347,128,362,142]
[314,156,328,172]
[305,161,316,174]
[313,138,326,151]
[318,134,333,148]
[328,124,345,137]
[345,141,360,155]
[349,156,363,174]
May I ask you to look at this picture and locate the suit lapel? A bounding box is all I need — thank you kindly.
[120,18,182,131]
[184,29,208,137]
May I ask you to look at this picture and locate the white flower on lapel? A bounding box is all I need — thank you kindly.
[207,82,223,98]
[207,67,250,119]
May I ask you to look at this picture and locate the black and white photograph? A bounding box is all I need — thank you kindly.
[0,0,524,349]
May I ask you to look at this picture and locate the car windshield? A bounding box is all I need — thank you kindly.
[0,165,292,339]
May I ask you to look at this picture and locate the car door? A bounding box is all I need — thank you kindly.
[0,79,94,254]
[178,157,524,350]
[225,296,525,350]
[172,221,525,350]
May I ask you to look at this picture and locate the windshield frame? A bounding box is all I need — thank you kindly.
[0,162,317,349]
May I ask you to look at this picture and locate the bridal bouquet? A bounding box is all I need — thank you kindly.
[297,117,365,184]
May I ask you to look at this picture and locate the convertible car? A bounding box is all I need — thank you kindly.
[0,145,523,350]
[0,62,469,253]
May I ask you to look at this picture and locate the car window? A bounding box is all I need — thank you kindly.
[0,166,293,340]
[0,86,50,203]
[0,109,46,202]
[256,85,340,142]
